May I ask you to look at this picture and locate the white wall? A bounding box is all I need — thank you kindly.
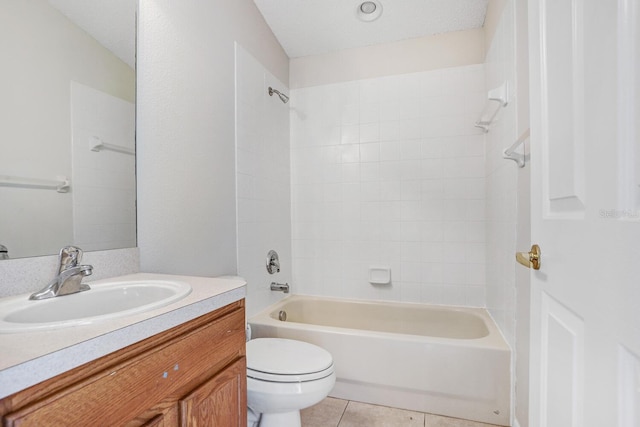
[136,0,289,277]
[290,29,484,89]
[235,44,292,317]
[290,65,487,305]
[483,1,531,425]
[0,0,134,259]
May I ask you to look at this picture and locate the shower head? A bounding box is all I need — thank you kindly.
[268,87,289,104]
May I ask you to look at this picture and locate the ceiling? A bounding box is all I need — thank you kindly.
[253,0,489,58]
[48,0,136,69]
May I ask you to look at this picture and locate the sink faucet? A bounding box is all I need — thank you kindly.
[29,246,93,300]
[270,282,289,293]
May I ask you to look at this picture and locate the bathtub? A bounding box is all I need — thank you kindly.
[249,295,511,426]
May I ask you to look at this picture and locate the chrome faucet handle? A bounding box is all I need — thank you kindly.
[266,250,281,274]
[29,246,92,300]
[58,246,83,273]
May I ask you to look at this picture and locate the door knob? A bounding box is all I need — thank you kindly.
[516,244,541,270]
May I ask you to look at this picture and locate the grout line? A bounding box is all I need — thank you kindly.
[331,398,496,427]
[336,400,350,427]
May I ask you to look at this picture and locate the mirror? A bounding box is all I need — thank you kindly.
[0,0,136,260]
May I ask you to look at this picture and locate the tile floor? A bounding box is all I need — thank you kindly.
[301,398,505,427]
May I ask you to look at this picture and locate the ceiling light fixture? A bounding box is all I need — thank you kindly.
[357,1,383,22]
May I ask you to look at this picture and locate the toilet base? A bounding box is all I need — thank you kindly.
[247,407,260,427]
[253,410,301,427]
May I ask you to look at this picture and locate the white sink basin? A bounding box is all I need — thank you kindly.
[0,280,192,333]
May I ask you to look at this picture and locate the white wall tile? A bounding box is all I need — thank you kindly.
[360,103,380,124]
[341,125,360,145]
[360,143,380,162]
[380,180,402,201]
[341,164,361,183]
[340,144,360,163]
[342,104,359,126]
[398,118,422,139]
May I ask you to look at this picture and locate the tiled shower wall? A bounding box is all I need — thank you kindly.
[484,0,519,348]
[235,45,292,317]
[484,3,532,423]
[290,65,487,306]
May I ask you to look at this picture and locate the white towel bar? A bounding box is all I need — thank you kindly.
[90,136,134,155]
[475,82,509,133]
[503,128,530,168]
[0,175,70,193]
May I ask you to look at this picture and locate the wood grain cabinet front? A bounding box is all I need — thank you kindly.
[180,357,246,426]
[0,300,247,427]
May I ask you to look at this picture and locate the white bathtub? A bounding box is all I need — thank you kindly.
[249,295,511,426]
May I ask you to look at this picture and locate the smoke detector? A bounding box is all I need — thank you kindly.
[357,1,383,22]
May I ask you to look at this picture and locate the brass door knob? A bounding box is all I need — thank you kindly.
[516,244,541,270]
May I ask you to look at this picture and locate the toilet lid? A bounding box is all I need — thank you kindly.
[246,338,334,383]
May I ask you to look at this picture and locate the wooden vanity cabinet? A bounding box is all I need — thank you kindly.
[180,357,245,426]
[0,299,247,427]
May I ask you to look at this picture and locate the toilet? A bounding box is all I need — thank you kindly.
[246,338,336,427]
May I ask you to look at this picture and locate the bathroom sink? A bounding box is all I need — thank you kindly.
[0,280,192,333]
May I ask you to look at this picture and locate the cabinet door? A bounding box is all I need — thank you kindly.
[127,404,179,427]
[180,357,246,427]
[140,409,177,427]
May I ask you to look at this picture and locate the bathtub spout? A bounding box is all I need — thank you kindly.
[270,282,289,293]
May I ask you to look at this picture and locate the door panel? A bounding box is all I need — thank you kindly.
[539,293,584,427]
[618,345,640,426]
[540,0,586,216]
[617,0,640,212]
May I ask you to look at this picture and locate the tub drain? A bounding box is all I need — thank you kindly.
[278,310,287,321]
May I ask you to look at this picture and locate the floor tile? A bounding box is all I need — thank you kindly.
[424,413,504,427]
[338,401,425,427]
[301,397,348,427]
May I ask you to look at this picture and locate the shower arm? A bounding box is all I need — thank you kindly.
[268,87,289,103]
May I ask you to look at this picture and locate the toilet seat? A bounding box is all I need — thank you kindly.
[246,338,334,383]
[247,365,334,383]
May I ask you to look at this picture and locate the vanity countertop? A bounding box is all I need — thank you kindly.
[0,273,246,399]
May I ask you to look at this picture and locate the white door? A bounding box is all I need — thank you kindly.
[528,0,640,426]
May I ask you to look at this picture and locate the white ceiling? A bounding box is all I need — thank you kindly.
[48,0,136,69]
[253,0,489,58]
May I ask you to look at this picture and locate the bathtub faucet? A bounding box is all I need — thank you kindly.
[270,282,289,293]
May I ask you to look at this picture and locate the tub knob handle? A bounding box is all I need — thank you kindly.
[516,244,541,270]
[266,250,281,274]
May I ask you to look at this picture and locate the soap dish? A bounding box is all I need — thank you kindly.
[369,266,391,285]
